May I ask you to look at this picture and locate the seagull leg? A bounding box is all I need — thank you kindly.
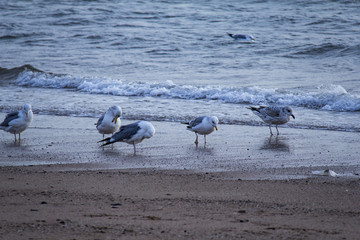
[204,135,207,144]
[18,133,21,142]
[101,134,105,150]
[14,134,17,143]
[195,133,199,144]
[276,125,280,135]
[133,143,136,155]
[269,125,273,135]
[194,133,199,146]
[110,136,114,150]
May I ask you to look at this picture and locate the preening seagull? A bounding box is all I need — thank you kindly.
[96,105,122,139]
[99,121,155,155]
[247,106,295,135]
[0,103,33,142]
[185,116,219,145]
[227,33,255,42]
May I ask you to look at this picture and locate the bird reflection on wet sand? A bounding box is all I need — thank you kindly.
[191,144,215,155]
[260,135,291,152]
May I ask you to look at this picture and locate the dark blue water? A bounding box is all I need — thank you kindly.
[1,0,359,131]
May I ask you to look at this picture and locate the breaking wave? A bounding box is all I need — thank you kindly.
[10,69,360,112]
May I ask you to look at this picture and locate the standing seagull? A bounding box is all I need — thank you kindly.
[0,103,33,142]
[96,105,122,139]
[186,116,219,145]
[247,106,295,135]
[99,121,155,155]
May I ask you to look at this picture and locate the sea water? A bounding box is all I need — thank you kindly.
[1,0,359,132]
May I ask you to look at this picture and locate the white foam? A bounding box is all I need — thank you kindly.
[14,71,360,112]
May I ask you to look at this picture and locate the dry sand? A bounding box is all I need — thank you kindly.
[1,114,360,239]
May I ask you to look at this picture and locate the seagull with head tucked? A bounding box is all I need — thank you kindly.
[96,105,122,139]
[0,103,33,142]
[247,105,295,135]
[99,120,155,155]
[186,116,219,145]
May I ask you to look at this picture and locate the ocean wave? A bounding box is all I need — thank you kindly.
[286,43,350,58]
[12,70,360,112]
[340,44,360,56]
[0,65,43,82]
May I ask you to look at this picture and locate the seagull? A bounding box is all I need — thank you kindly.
[227,33,255,42]
[99,121,155,155]
[247,106,295,135]
[0,103,33,142]
[96,105,122,139]
[185,116,219,145]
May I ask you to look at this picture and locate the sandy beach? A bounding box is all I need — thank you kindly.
[1,114,360,239]
[2,0,360,238]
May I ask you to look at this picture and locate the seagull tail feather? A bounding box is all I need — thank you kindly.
[98,137,111,143]
[98,137,113,147]
[246,106,261,113]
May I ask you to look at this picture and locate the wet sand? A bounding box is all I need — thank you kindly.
[1,114,360,239]
[1,114,359,178]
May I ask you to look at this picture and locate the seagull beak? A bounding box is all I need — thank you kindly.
[112,117,117,124]
[215,126,218,131]
[26,112,28,118]
[291,114,295,119]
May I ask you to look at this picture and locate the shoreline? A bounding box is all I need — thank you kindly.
[1,114,360,239]
[1,113,359,180]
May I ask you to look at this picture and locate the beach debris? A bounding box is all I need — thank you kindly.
[111,203,122,206]
[111,203,122,208]
[145,215,161,221]
[312,169,338,177]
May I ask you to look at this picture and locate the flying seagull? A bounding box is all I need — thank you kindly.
[227,33,255,42]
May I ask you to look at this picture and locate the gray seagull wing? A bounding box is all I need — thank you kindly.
[112,122,141,142]
[188,116,205,128]
[263,107,281,117]
[96,114,105,127]
[0,111,19,127]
